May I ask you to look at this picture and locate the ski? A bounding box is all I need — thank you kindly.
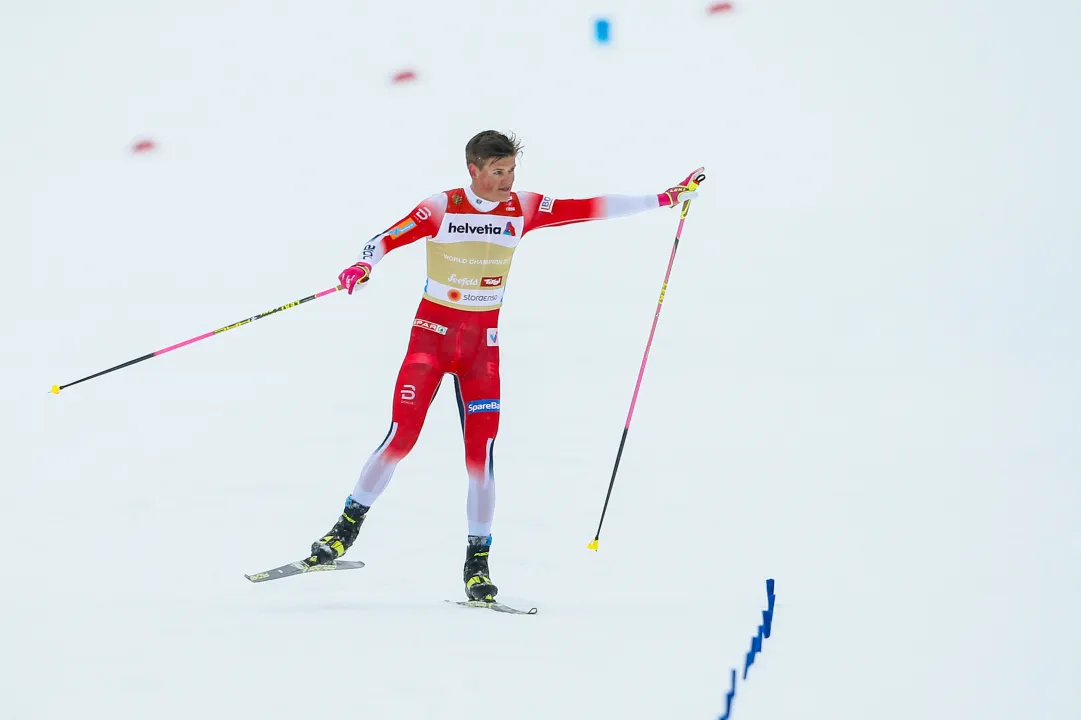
[244,559,366,583]
[446,599,538,615]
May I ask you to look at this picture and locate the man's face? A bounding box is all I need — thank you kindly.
[469,156,516,202]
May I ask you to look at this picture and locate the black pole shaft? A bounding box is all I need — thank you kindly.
[592,426,630,543]
[58,352,155,392]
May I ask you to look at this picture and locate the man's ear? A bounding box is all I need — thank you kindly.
[467,162,479,180]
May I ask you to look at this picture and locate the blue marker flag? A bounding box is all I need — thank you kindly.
[594,18,611,44]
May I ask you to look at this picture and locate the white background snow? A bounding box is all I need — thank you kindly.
[2,1,1079,718]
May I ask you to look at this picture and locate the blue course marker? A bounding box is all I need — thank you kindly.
[594,18,611,44]
[719,579,776,720]
[720,669,737,720]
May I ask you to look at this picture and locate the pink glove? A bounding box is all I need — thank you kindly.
[338,261,372,294]
[658,166,706,207]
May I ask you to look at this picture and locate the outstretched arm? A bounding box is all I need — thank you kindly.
[340,193,448,294]
[518,192,654,232]
[358,193,448,267]
[519,167,703,234]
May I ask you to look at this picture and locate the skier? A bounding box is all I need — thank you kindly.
[305,130,702,602]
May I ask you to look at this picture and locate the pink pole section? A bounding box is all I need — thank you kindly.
[51,285,344,394]
[623,213,689,428]
[588,169,705,550]
[154,285,343,356]
[155,330,216,356]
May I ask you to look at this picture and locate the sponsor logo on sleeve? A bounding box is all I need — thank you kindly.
[481,276,503,288]
[467,399,500,414]
[539,196,555,213]
[487,328,499,346]
[388,219,416,238]
[413,318,448,335]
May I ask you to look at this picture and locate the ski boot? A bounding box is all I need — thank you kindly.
[463,534,498,601]
[305,496,369,567]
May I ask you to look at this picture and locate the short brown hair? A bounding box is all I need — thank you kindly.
[465,130,522,169]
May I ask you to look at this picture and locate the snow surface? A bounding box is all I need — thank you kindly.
[3,1,1079,718]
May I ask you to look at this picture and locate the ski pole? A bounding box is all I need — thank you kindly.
[588,171,706,551]
[50,284,344,395]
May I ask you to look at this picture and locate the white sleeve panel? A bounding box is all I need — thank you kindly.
[603,193,661,218]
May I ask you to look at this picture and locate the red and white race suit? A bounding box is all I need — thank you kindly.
[349,184,663,536]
